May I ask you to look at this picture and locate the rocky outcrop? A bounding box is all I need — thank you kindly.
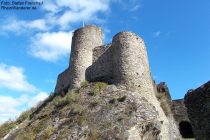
[184,81,210,140]
[2,83,180,140]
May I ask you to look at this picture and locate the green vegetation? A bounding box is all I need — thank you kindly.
[109,96,126,104]
[92,82,108,96]
[0,81,114,139]
[81,80,89,88]
[15,131,35,140]
[117,96,126,102]
[41,126,54,140]
[0,120,17,138]
[16,109,32,124]
[52,90,79,108]
[0,108,33,138]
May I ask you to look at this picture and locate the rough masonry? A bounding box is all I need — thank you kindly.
[184,81,210,140]
[55,25,153,93]
[55,25,103,91]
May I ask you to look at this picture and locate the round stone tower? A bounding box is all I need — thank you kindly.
[112,32,177,139]
[112,32,152,92]
[69,25,103,88]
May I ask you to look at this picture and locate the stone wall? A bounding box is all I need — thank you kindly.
[171,99,190,124]
[156,82,172,100]
[184,81,210,140]
[54,68,71,93]
[86,45,113,83]
[92,45,108,63]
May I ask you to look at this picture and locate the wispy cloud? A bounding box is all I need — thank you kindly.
[29,31,73,62]
[28,92,48,107]
[55,0,110,29]
[130,4,141,12]
[0,18,48,35]
[0,63,49,124]
[0,92,48,124]
[45,79,56,84]
[0,0,110,33]
[154,31,161,38]
[0,94,28,123]
[0,63,36,92]
[0,0,111,62]
[113,0,142,12]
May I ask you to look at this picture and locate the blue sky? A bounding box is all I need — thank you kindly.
[0,0,209,123]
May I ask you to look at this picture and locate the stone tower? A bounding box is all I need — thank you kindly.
[112,32,153,92]
[69,25,103,88]
[55,25,102,92]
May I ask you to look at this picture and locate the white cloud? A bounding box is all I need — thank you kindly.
[55,0,110,28]
[0,92,48,124]
[130,4,141,12]
[1,0,110,33]
[27,19,48,30]
[0,64,36,92]
[30,31,73,62]
[45,79,56,84]
[112,0,141,12]
[0,18,48,34]
[0,0,113,62]
[28,92,48,107]
[0,94,28,124]
[0,63,48,124]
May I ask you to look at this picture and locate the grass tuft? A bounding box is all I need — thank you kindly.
[92,82,108,96]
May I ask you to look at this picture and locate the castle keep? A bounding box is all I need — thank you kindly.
[55,25,153,94]
[54,25,181,139]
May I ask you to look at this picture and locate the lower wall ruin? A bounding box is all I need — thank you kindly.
[86,45,113,83]
[184,81,210,140]
[54,68,72,93]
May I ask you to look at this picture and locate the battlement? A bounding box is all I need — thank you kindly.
[55,25,153,94]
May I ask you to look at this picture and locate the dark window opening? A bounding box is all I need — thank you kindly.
[179,121,194,138]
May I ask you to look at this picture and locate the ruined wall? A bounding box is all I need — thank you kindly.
[156,82,172,100]
[55,68,72,93]
[86,45,113,83]
[184,81,210,140]
[54,27,181,139]
[171,99,190,124]
[69,25,103,88]
[92,45,107,63]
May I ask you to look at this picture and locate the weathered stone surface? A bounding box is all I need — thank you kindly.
[156,82,172,100]
[69,25,103,88]
[154,82,182,139]
[86,45,113,84]
[184,81,210,140]
[4,84,180,140]
[171,99,190,124]
[55,68,72,93]
[55,25,103,93]
[92,45,107,63]
[112,32,150,90]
